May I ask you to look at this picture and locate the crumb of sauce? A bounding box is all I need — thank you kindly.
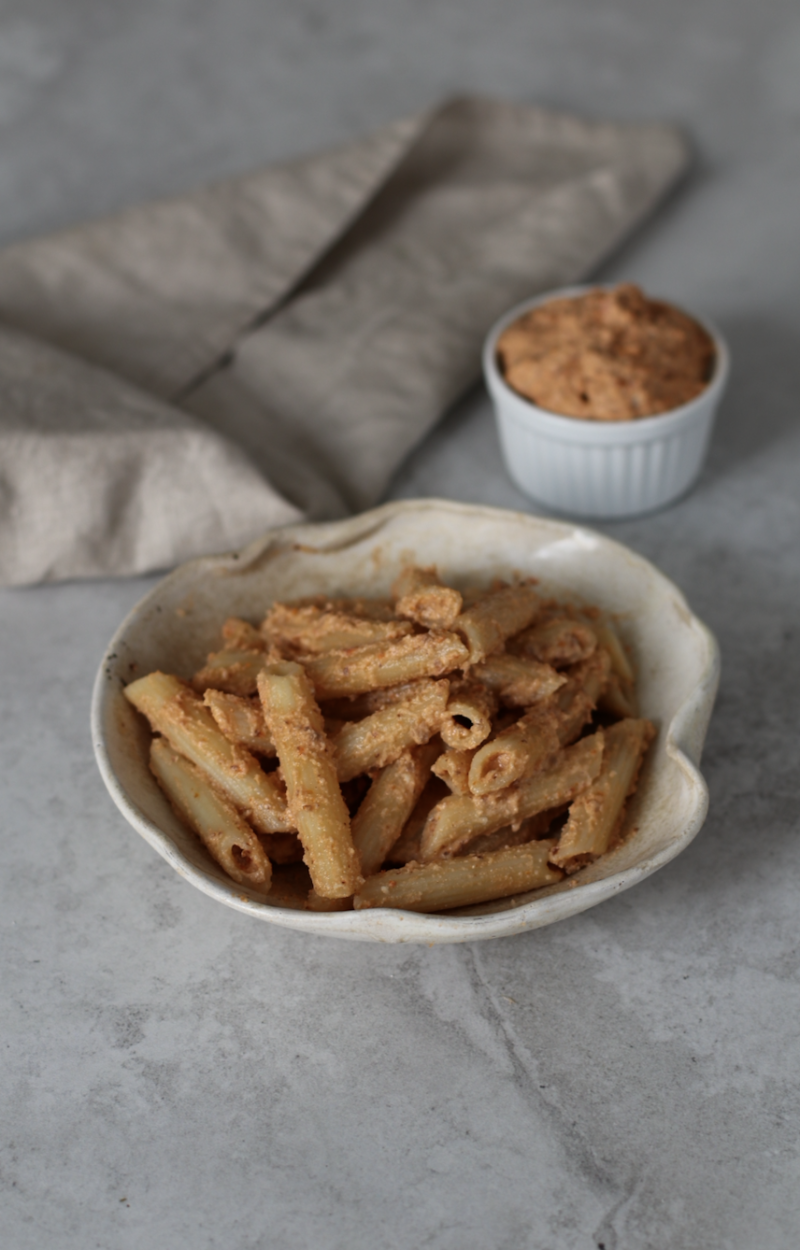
[496,284,715,421]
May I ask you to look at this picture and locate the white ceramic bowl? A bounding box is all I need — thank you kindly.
[483,286,730,518]
[92,499,719,944]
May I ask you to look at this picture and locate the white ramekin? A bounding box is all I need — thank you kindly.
[483,285,730,519]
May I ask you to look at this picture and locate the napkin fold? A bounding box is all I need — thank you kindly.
[0,97,688,586]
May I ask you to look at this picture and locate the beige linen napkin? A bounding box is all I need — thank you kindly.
[0,97,687,586]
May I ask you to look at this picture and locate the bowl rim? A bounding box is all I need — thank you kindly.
[482,283,730,441]
[91,498,720,944]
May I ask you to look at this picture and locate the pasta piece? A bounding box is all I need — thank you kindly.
[257,662,361,899]
[473,654,566,708]
[149,737,272,887]
[439,679,498,750]
[351,743,439,877]
[468,703,561,795]
[432,747,478,795]
[354,841,563,913]
[550,718,655,872]
[386,777,450,864]
[203,689,275,755]
[585,617,635,684]
[393,565,463,629]
[553,648,612,744]
[132,575,647,906]
[468,649,611,797]
[221,617,267,650]
[459,807,566,857]
[330,680,449,782]
[125,671,292,833]
[419,731,605,861]
[261,603,412,654]
[324,597,397,621]
[304,632,469,699]
[320,680,425,722]
[453,583,541,664]
[512,617,596,668]
[192,648,269,696]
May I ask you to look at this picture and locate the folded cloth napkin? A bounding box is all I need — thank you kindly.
[0,96,687,587]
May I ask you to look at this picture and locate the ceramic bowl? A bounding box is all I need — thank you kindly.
[483,286,730,518]
[91,499,719,944]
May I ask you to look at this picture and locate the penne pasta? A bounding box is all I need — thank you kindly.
[351,743,439,877]
[257,661,362,899]
[393,565,463,629]
[330,680,449,782]
[304,631,469,699]
[323,597,398,621]
[439,679,498,750]
[125,671,292,833]
[459,807,566,857]
[419,730,605,861]
[584,616,635,684]
[192,648,269,696]
[512,617,597,668]
[385,776,450,864]
[550,718,655,872]
[261,603,413,654]
[552,647,612,744]
[453,582,542,664]
[472,653,567,708]
[220,616,268,651]
[468,703,561,795]
[354,840,563,913]
[130,569,652,903]
[432,747,477,795]
[467,649,610,799]
[203,689,275,755]
[319,679,425,722]
[150,737,272,887]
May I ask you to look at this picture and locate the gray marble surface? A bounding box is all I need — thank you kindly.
[3,2,800,1247]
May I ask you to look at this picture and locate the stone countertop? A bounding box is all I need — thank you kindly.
[3,3,800,1247]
